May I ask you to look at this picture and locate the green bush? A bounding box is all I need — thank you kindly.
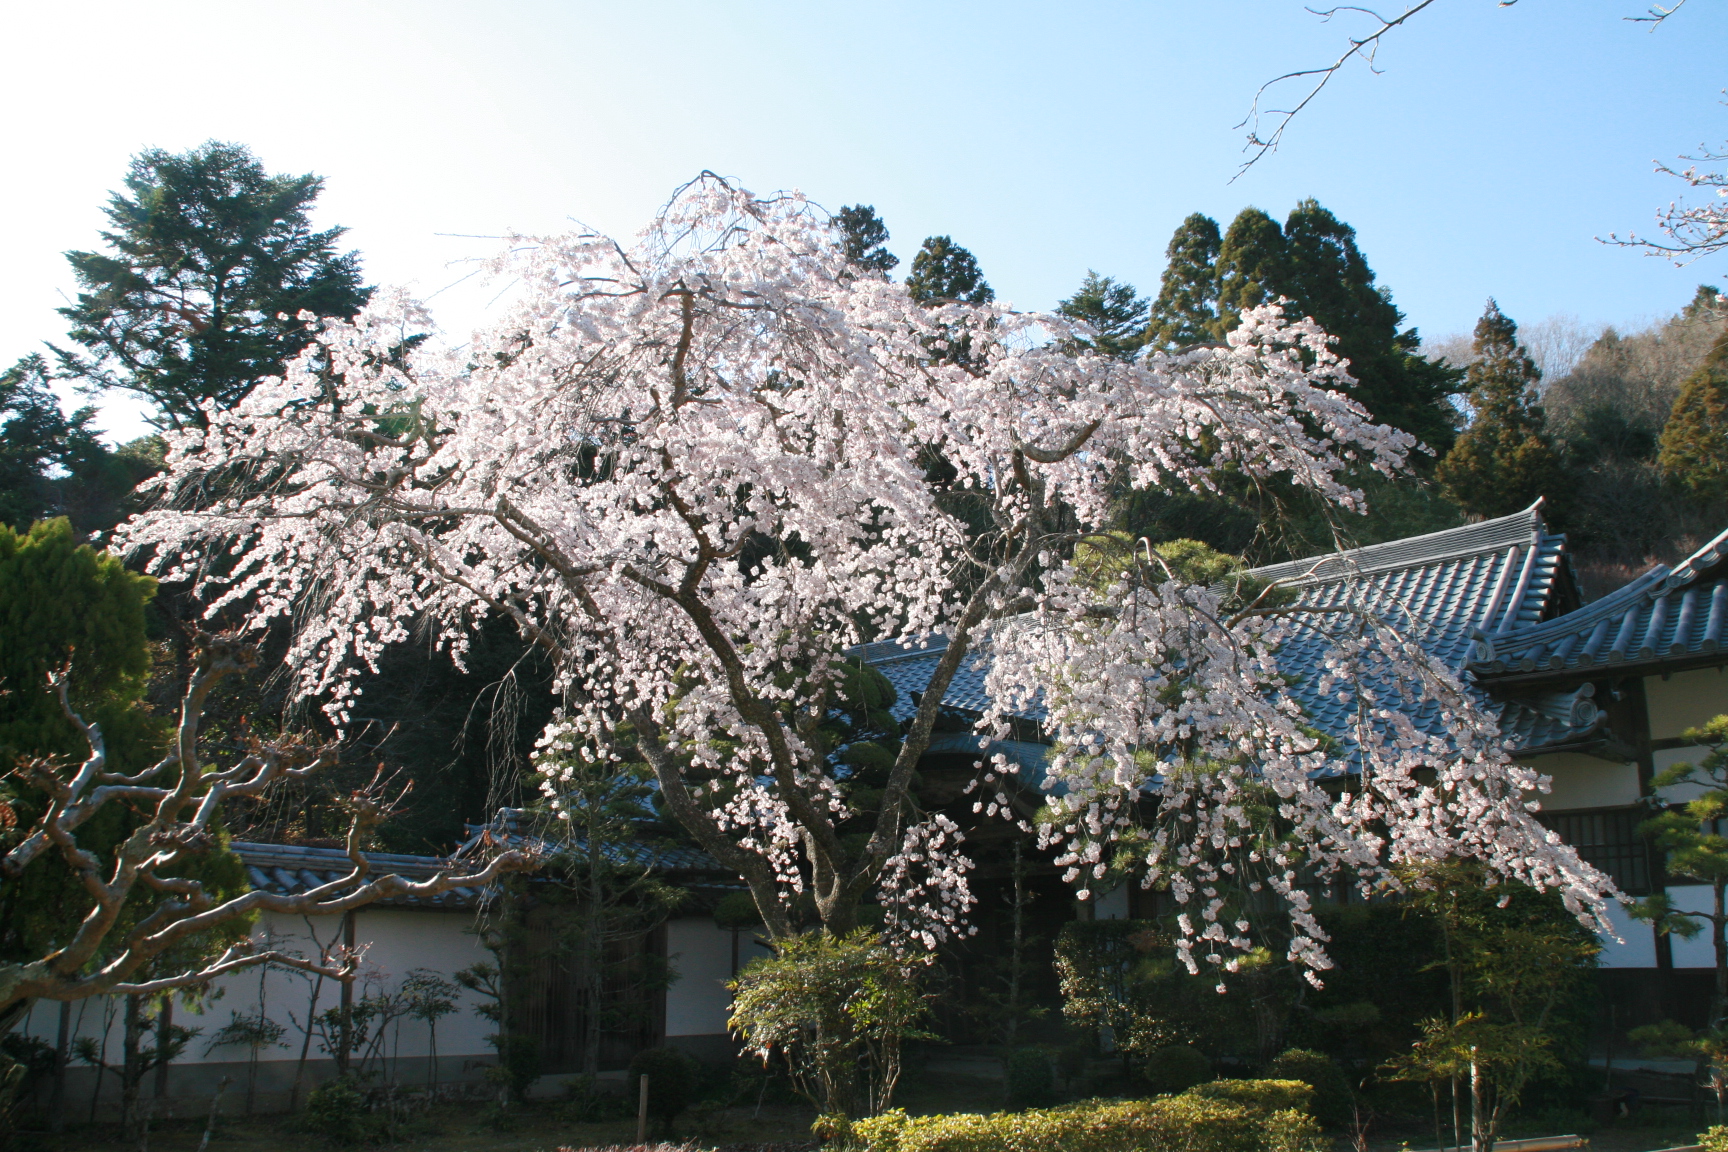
[850,1091,1325,1152]
[1185,1078,1313,1115]
[1702,1126,1728,1152]
[302,1078,381,1147]
[628,1046,700,1137]
[1140,1044,1212,1094]
[1264,1049,1352,1125]
[1005,1048,1059,1110]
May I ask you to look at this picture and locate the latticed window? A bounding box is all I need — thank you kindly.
[1539,808,1655,895]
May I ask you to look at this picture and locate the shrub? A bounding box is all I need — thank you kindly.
[729,929,930,1116]
[850,1092,1325,1152]
[1140,1045,1212,1094]
[1700,1126,1728,1152]
[303,1077,382,1147]
[1005,1048,1059,1110]
[1264,1049,1352,1125]
[1186,1078,1313,1115]
[629,1046,700,1137]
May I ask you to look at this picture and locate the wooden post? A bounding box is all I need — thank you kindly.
[49,1000,70,1133]
[636,1073,650,1143]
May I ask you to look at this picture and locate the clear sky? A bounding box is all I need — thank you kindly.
[3,0,1724,441]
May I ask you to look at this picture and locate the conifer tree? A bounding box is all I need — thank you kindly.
[1658,327,1728,505]
[1212,208,1289,337]
[904,236,993,304]
[1146,213,1222,351]
[1282,199,1461,454]
[1436,301,1564,518]
[54,141,370,430]
[836,205,898,277]
[1057,271,1149,361]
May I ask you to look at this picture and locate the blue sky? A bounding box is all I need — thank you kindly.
[3,0,1723,440]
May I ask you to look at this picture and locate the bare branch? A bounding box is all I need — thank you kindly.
[1235,1,1444,180]
[0,633,537,1016]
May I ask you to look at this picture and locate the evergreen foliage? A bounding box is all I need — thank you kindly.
[1213,208,1288,336]
[905,236,993,304]
[1148,204,1460,452]
[1634,715,1728,1030]
[0,357,161,536]
[0,517,159,771]
[1281,200,1461,454]
[1436,301,1564,518]
[1147,213,1222,351]
[837,205,899,276]
[54,140,370,430]
[1057,272,1149,361]
[1659,328,1728,504]
[850,1087,1325,1152]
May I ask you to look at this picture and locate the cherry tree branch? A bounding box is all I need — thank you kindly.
[0,633,534,1016]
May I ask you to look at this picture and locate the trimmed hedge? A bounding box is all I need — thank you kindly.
[1184,1078,1313,1115]
[849,1083,1325,1152]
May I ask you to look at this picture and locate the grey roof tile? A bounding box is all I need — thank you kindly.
[1471,525,1728,678]
[861,502,1607,766]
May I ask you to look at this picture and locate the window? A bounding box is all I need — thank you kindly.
[1539,808,1655,896]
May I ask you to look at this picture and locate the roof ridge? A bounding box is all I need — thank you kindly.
[1245,501,1547,586]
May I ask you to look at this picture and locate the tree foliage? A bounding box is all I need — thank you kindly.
[53,140,370,430]
[1635,714,1728,1031]
[116,176,1611,978]
[1436,301,1564,519]
[837,205,899,277]
[1659,327,1728,505]
[1147,213,1223,352]
[904,235,993,304]
[1057,272,1149,361]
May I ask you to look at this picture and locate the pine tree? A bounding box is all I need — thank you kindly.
[54,141,370,430]
[1282,199,1461,454]
[1437,301,1565,518]
[904,236,993,304]
[1212,208,1289,337]
[1659,327,1728,504]
[1057,271,1149,361]
[836,205,898,276]
[1146,213,1222,351]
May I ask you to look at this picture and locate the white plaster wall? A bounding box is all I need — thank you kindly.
[1596,899,1658,968]
[1653,745,1715,803]
[16,906,498,1068]
[663,917,769,1038]
[1528,753,1641,810]
[1646,667,1728,742]
[1664,884,1721,968]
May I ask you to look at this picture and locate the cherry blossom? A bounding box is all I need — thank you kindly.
[118,175,1615,967]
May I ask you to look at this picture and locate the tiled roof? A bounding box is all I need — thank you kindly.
[1238,502,1590,755]
[859,502,1607,766]
[454,809,726,875]
[231,841,488,909]
[1470,526,1728,680]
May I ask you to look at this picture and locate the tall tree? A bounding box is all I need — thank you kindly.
[0,356,166,536]
[54,141,370,430]
[1436,301,1564,518]
[117,176,1612,987]
[836,205,898,277]
[1283,199,1460,453]
[1146,213,1222,351]
[0,357,97,531]
[1658,327,1728,505]
[1212,208,1289,337]
[1057,271,1149,361]
[904,235,993,304]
